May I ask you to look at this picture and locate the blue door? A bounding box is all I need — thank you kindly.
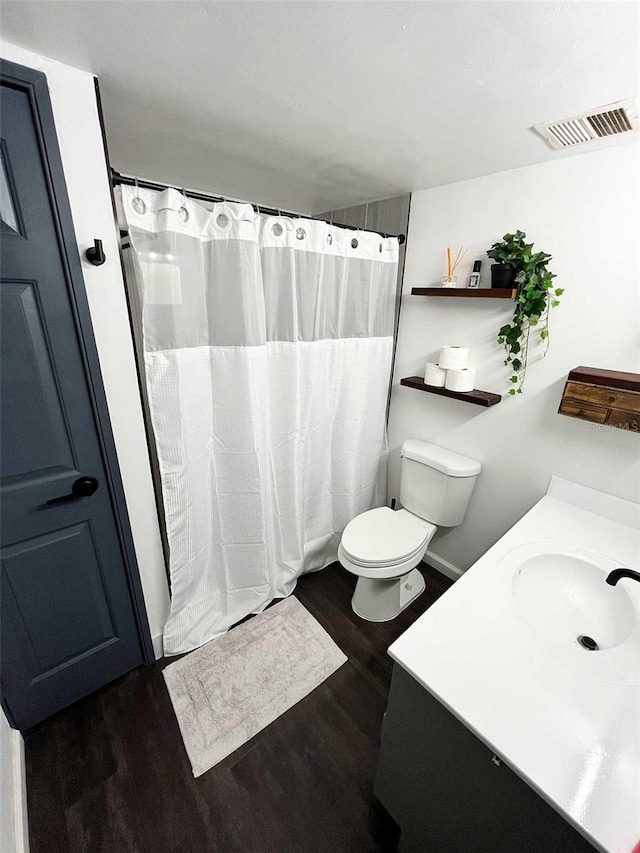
[1,61,152,729]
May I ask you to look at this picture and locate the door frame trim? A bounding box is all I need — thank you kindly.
[0,60,154,673]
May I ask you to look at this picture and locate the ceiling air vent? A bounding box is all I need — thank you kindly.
[533,99,639,150]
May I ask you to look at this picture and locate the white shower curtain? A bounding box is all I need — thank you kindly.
[120,186,398,654]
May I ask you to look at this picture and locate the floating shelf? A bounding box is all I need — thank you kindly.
[411,287,517,299]
[400,376,502,408]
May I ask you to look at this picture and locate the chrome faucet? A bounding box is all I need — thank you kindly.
[605,568,640,586]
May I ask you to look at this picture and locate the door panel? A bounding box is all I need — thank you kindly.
[1,63,150,729]
[2,523,117,673]
[2,279,77,481]
[0,139,24,236]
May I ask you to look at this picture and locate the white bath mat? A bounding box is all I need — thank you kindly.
[163,596,347,777]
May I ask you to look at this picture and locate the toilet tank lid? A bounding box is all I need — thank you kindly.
[401,440,482,477]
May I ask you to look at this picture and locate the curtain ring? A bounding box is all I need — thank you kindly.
[178,188,190,223]
[130,177,147,215]
[326,211,334,245]
[322,211,332,245]
[295,207,306,241]
[271,208,285,238]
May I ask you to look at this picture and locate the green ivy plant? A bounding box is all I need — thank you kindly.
[488,230,564,395]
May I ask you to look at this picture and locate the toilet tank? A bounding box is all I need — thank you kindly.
[400,440,481,527]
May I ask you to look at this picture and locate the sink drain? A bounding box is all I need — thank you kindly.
[577,635,599,651]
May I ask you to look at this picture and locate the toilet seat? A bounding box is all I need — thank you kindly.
[343,541,426,569]
[341,507,432,568]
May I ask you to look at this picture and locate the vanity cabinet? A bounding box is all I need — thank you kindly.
[374,664,597,853]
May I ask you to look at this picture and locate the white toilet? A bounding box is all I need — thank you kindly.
[338,439,481,622]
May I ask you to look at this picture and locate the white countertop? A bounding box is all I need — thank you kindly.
[389,479,640,853]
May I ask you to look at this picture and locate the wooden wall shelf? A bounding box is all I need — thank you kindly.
[400,376,501,407]
[411,287,517,299]
[558,366,640,433]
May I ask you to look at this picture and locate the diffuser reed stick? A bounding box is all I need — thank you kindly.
[445,245,468,283]
[442,246,467,287]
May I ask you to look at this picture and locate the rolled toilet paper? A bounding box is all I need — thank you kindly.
[424,362,447,387]
[439,345,470,370]
[445,367,476,393]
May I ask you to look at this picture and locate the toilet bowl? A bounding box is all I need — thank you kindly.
[338,507,436,621]
[338,440,481,622]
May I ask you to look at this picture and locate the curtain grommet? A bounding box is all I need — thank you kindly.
[129,195,147,216]
[178,206,190,223]
[212,207,233,233]
[296,227,306,241]
[271,220,285,238]
[351,237,359,249]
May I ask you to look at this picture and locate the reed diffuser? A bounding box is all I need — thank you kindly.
[442,245,467,287]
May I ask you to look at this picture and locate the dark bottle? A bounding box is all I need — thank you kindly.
[468,260,482,288]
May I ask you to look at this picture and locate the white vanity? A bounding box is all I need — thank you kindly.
[375,477,640,853]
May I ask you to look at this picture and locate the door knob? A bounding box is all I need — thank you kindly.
[46,476,99,506]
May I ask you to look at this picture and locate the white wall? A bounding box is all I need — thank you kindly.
[388,144,640,575]
[0,711,28,853]
[0,42,170,650]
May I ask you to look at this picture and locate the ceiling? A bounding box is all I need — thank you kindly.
[1,1,638,213]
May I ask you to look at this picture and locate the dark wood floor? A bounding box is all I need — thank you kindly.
[24,563,453,853]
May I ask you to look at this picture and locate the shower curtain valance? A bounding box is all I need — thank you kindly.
[120,185,399,654]
[123,187,398,349]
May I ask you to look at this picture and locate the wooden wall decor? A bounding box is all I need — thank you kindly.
[558,367,640,433]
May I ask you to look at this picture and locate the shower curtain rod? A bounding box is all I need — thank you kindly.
[111,169,405,244]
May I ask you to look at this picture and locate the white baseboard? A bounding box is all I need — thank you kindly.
[152,633,164,660]
[12,730,29,853]
[423,550,464,581]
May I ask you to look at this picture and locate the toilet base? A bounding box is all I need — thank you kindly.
[351,568,426,622]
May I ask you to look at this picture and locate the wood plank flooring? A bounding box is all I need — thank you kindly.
[24,562,453,853]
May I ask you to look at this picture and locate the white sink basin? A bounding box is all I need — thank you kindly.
[500,544,636,651]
